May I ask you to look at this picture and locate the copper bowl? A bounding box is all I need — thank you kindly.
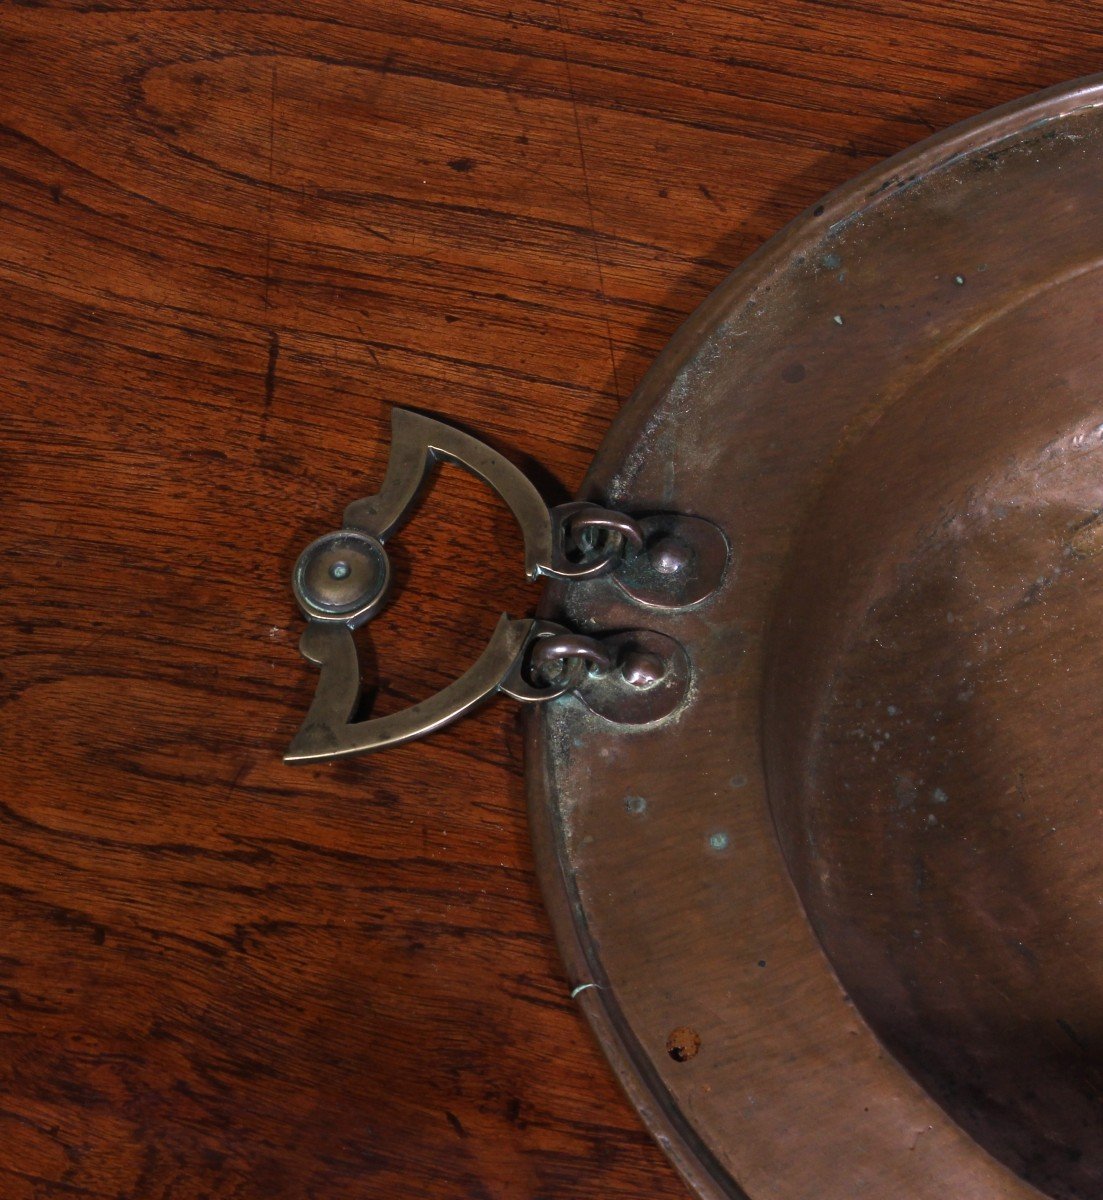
[530,74,1103,1200]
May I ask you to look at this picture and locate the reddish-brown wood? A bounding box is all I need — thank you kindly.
[3,4,1103,1198]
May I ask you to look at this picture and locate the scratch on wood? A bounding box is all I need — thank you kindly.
[555,0,622,406]
[264,65,278,310]
[261,330,279,441]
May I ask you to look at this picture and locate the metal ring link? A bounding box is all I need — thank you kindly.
[563,503,645,567]
[529,631,614,684]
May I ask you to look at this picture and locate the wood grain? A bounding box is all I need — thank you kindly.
[2,3,1103,1197]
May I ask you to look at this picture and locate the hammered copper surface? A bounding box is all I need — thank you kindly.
[532,79,1103,1200]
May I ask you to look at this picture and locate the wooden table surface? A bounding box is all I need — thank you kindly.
[2,3,1102,1198]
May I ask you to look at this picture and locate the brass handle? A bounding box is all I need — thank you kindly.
[285,408,728,763]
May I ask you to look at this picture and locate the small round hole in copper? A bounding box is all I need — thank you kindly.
[666,1026,701,1062]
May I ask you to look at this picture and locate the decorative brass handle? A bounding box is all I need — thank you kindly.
[285,408,728,763]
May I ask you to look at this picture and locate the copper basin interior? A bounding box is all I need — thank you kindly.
[764,119,1103,1200]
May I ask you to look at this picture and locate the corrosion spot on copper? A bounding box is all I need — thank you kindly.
[1067,513,1103,558]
